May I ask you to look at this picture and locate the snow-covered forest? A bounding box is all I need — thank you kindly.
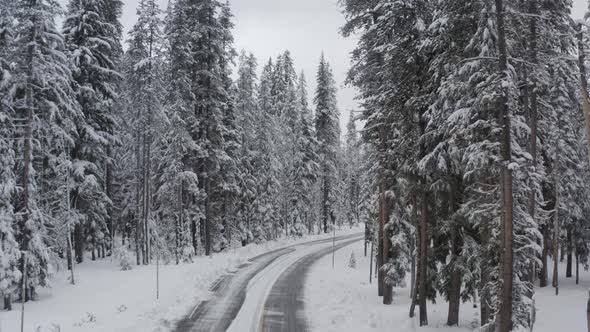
[0,0,353,309]
[2,0,590,331]
[340,0,590,331]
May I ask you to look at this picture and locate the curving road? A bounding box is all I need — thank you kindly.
[175,233,362,332]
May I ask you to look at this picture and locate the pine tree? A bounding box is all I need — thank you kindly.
[8,0,81,301]
[122,0,167,264]
[314,54,340,234]
[63,0,121,263]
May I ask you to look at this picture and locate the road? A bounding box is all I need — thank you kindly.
[175,233,363,332]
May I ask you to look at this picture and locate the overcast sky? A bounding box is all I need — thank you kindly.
[109,0,588,133]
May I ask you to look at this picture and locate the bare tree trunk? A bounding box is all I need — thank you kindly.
[553,105,562,295]
[418,190,428,326]
[376,124,388,299]
[552,184,559,296]
[205,176,212,256]
[540,223,549,287]
[495,0,514,330]
[525,0,540,285]
[3,295,11,311]
[382,185,392,305]
[135,123,143,265]
[480,217,492,326]
[576,252,580,285]
[176,182,182,264]
[410,189,417,302]
[566,229,573,278]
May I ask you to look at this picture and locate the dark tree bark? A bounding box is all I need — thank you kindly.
[419,190,428,326]
[495,0,514,330]
[566,229,573,278]
[4,295,11,311]
[576,252,580,285]
[382,192,392,305]
[74,223,84,264]
[447,177,462,326]
[377,166,386,296]
[480,217,492,326]
[540,224,549,287]
[525,0,539,283]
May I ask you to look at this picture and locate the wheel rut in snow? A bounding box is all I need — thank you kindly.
[175,247,294,332]
[174,233,362,332]
[261,237,362,332]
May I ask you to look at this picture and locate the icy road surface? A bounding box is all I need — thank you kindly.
[175,233,362,332]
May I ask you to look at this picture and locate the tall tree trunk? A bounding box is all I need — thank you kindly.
[553,105,562,295]
[106,145,114,253]
[135,126,143,265]
[418,190,428,326]
[577,25,590,165]
[496,0,514,330]
[526,0,539,283]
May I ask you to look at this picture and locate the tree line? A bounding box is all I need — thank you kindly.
[0,0,365,309]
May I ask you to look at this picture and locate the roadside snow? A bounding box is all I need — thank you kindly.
[306,241,479,332]
[0,227,361,332]
[305,241,590,332]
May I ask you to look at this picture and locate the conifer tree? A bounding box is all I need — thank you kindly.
[63,0,121,263]
[314,54,340,234]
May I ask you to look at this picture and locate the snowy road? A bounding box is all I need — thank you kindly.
[175,233,362,332]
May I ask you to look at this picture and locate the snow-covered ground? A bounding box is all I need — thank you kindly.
[0,227,360,332]
[306,241,589,332]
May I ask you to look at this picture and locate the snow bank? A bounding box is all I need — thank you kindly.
[306,241,590,332]
[0,226,361,332]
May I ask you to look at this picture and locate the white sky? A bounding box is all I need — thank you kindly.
[65,0,590,134]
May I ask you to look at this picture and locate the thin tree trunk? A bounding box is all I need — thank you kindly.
[377,165,386,296]
[566,229,573,278]
[540,224,549,287]
[576,252,580,285]
[577,25,590,165]
[410,189,417,302]
[3,295,11,311]
[526,0,540,285]
[418,190,428,326]
[382,185,392,305]
[205,176,211,256]
[480,216,491,326]
[552,183,559,295]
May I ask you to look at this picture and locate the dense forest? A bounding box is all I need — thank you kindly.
[0,0,366,312]
[340,0,590,331]
[3,0,590,331]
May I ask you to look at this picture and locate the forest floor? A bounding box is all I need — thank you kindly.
[306,241,590,332]
[0,227,361,332]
